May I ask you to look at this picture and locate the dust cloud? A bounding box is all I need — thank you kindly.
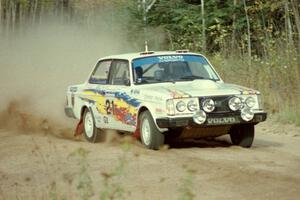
[0,18,136,132]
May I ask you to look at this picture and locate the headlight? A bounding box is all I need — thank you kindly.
[241,108,254,121]
[176,101,186,112]
[245,96,256,108]
[166,99,175,115]
[193,110,207,124]
[228,97,243,111]
[187,100,198,111]
[202,99,215,113]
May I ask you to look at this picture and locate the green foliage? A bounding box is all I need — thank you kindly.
[276,108,300,126]
[1,0,299,123]
[125,0,300,56]
[100,141,131,200]
[49,182,66,200]
[147,0,205,51]
[178,165,196,200]
[210,42,300,123]
[69,148,94,200]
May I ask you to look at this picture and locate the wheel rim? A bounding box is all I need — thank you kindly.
[84,111,94,138]
[141,118,151,146]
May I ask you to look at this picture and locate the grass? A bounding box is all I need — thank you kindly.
[69,148,94,200]
[210,45,300,125]
[56,141,131,200]
[275,108,300,126]
[177,165,196,200]
[99,142,131,200]
[45,141,201,200]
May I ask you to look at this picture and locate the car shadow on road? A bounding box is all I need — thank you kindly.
[168,136,232,149]
[252,139,283,148]
[168,136,283,149]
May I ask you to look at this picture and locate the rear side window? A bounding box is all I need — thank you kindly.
[89,60,112,84]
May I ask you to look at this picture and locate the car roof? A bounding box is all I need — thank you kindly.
[99,51,204,62]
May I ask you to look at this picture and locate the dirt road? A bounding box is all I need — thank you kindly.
[0,115,300,200]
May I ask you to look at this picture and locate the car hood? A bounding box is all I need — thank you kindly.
[136,80,259,99]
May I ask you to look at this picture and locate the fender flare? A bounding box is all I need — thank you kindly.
[136,104,168,133]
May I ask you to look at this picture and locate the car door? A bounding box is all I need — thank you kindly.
[85,59,112,129]
[104,59,136,132]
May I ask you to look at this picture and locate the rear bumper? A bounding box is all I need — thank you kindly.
[156,112,267,128]
[64,107,76,118]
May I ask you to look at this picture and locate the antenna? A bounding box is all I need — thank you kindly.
[145,41,148,52]
[141,0,157,52]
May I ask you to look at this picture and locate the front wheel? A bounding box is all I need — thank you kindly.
[140,110,164,150]
[83,109,104,143]
[229,124,254,148]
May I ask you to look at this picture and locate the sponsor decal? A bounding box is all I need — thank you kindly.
[132,55,208,68]
[103,116,109,124]
[81,89,140,126]
[166,88,190,98]
[158,55,184,62]
[155,108,164,113]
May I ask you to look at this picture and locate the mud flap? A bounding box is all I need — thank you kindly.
[74,118,84,136]
[132,119,140,139]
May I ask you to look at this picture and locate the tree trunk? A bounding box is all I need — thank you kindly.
[0,0,2,24]
[6,0,10,33]
[243,0,251,65]
[201,0,206,52]
[33,0,38,25]
[39,1,44,25]
[15,1,20,30]
[231,0,237,52]
[285,1,293,49]
[0,0,2,33]
[11,1,15,32]
[260,4,269,57]
[290,0,300,52]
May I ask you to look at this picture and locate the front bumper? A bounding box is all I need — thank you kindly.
[156,112,267,128]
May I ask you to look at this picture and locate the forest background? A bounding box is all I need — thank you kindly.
[0,0,299,125]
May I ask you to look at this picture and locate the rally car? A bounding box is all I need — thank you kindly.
[65,50,267,150]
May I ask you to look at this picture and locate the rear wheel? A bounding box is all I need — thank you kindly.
[229,124,254,148]
[83,109,104,143]
[140,110,164,150]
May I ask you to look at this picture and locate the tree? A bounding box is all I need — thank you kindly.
[243,0,251,63]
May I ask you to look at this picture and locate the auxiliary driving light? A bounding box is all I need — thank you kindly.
[193,110,207,124]
[241,108,254,121]
[228,97,243,111]
[187,100,198,111]
[202,99,215,113]
[245,96,256,108]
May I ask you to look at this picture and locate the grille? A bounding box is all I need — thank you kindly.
[199,96,233,113]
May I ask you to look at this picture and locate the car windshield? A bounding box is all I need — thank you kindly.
[132,55,220,84]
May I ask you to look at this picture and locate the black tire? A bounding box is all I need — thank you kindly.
[83,109,104,143]
[229,124,254,148]
[140,110,165,150]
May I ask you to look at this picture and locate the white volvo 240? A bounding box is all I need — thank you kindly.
[65,51,267,149]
